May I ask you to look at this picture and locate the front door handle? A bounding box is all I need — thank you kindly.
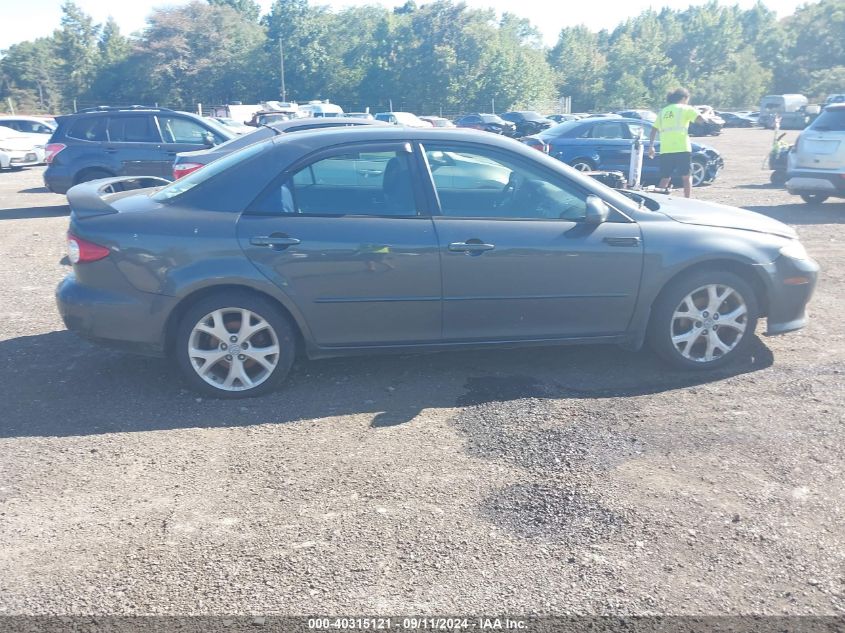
[603,236,641,247]
[250,235,301,247]
[448,241,495,253]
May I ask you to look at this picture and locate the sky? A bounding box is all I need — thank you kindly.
[1,0,810,50]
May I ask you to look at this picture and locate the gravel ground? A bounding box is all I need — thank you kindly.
[0,128,843,618]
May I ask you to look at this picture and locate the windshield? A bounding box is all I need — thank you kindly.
[480,115,505,123]
[152,140,269,202]
[810,108,845,131]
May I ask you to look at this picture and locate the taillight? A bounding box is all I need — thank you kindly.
[67,233,110,264]
[173,162,203,180]
[45,143,66,164]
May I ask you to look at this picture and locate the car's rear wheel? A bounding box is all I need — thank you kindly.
[75,168,114,185]
[690,159,707,187]
[800,194,829,205]
[649,270,759,370]
[175,292,296,398]
[570,159,595,172]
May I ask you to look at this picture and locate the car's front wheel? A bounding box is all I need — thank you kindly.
[174,292,296,398]
[800,194,829,205]
[570,159,595,172]
[690,159,708,187]
[649,271,759,370]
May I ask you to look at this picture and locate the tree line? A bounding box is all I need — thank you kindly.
[1,0,843,116]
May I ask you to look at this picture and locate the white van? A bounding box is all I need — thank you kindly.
[759,94,808,128]
[298,101,344,118]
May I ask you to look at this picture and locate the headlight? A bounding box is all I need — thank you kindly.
[780,241,809,260]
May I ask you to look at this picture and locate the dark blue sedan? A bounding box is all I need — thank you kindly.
[527,118,724,187]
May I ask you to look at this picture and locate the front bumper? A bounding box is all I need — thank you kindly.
[761,254,819,336]
[56,273,175,356]
[2,149,40,168]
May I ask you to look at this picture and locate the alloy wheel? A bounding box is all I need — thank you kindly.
[690,160,706,186]
[188,308,280,392]
[670,284,748,363]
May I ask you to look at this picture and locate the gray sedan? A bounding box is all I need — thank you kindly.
[57,127,818,398]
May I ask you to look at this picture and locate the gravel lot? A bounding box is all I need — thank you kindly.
[0,128,843,618]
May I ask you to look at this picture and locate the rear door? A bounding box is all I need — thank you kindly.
[105,114,166,177]
[238,141,442,348]
[585,120,633,172]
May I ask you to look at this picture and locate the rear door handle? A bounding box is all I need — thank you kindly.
[603,237,641,247]
[250,236,301,247]
[448,241,495,253]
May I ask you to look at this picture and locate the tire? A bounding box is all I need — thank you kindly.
[690,159,708,187]
[770,170,787,186]
[800,194,829,205]
[174,291,296,398]
[74,168,114,185]
[648,270,759,371]
[570,159,595,172]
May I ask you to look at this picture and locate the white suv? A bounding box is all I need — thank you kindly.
[786,103,845,204]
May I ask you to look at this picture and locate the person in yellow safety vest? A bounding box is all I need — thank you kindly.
[647,88,705,198]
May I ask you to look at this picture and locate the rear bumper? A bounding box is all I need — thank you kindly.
[56,274,174,356]
[44,165,75,194]
[761,255,819,336]
[786,171,845,195]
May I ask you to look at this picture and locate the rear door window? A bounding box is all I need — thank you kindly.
[107,115,161,143]
[67,117,108,142]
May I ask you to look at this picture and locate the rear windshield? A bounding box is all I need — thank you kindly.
[151,140,270,202]
[810,109,845,131]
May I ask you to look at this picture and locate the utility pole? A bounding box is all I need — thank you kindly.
[279,38,286,102]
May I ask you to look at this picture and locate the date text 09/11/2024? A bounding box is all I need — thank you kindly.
[307,617,527,630]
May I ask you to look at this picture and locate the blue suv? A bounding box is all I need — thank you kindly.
[44,106,234,194]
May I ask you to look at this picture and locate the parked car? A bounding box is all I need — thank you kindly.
[454,113,517,136]
[43,106,235,194]
[247,110,296,126]
[779,105,822,130]
[374,112,433,127]
[0,115,56,135]
[615,109,657,123]
[346,112,375,120]
[689,106,724,136]
[546,114,581,123]
[526,117,724,187]
[208,117,253,135]
[419,116,455,128]
[585,113,623,119]
[500,111,554,137]
[57,126,817,398]
[172,116,388,179]
[786,103,845,204]
[716,111,756,128]
[0,126,42,170]
[0,124,47,164]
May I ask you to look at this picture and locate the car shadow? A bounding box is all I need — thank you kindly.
[19,186,52,194]
[743,202,845,225]
[0,205,69,220]
[0,330,774,438]
[736,183,782,190]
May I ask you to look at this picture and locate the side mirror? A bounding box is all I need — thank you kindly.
[202,133,215,147]
[585,195,610,225]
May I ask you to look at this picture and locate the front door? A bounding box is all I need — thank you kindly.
[420,141,644,341]
[238,142,442,348]
[156,114,228,179]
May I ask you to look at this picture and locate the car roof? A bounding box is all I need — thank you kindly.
[266,125,524,152]
[269,117,388,131]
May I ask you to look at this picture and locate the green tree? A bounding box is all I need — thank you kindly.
[208,0,261,22]
[53,1,100,109]
[548,26,607,111]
